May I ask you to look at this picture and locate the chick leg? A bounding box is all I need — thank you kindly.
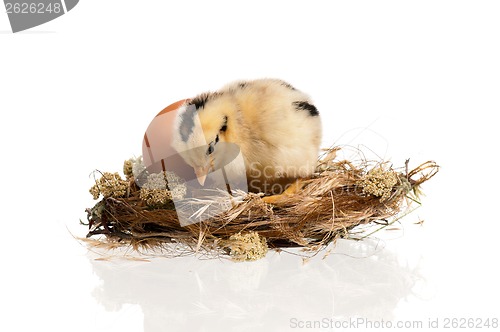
[262,179,305,205]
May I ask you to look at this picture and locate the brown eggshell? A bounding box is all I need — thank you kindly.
[142,99,194,179]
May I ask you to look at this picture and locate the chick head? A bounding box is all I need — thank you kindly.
[171,92,236,186]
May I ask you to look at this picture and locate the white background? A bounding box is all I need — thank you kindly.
[1,1,499,331]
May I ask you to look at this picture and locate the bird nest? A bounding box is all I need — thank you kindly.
[82,147,438,261]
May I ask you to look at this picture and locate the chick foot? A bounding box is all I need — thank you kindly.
[262,179,306,205]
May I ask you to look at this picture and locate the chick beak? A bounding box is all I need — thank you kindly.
[194,166,210,186]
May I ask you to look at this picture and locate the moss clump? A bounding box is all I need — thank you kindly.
[89,172,129,200]
[359,166,399,202]
[226,232,268,262]
[123,159,134,179]
[139,172,186,207]
[123,156,145,180]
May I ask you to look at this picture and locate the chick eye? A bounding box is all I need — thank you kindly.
[207,135,220,155]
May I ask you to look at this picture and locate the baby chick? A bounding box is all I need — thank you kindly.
[171,79,322,198]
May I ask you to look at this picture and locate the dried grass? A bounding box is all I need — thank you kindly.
[83,147,438,261]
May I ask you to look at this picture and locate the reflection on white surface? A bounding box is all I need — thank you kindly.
[89,239,422,332]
